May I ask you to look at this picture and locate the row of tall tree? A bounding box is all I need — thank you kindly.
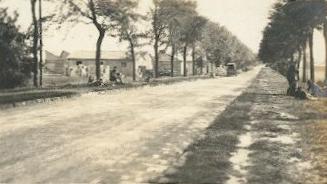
[150,0,208,77]
[148,0,255,77]
[202,22,256,71]
[259,0,326,82]
[0,0,256,89]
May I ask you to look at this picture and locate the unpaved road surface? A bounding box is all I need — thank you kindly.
[2,67,325,184]
[0,67,261,183]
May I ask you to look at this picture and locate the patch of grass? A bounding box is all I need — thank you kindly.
[302,99,327,183]
[308,99,327,113]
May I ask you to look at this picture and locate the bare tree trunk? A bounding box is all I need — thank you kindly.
[152,5,160,79]
[309,29,315,82]
[129,40,136,81]
[154,38,159,78]
[206,52,213,77]
[297,47,302,70]
[31,0,39,88]
[39,0,43,87]
[89,0,105,81]
[192,44,196,76]
[183,44,187,77]
[211,61,214,77]
[296,47,302,82]
[95,29,105,81]
[170,44,175,77]
[302,42,307,83]
[200,57,203,75]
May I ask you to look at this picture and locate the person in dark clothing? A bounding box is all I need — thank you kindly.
[110,67,118,82]
[295,87,308,100]
[110,66,124,85]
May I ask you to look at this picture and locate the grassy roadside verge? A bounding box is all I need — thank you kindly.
[0,75,211,107]
[0,91,78,105]
[301,99,327,183]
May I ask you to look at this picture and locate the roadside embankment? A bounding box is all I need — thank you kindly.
[0,75,212,110]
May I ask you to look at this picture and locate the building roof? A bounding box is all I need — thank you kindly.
[68,50,130,60]
[45,51,62,61]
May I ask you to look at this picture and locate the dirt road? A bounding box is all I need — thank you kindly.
[0,67,261,183]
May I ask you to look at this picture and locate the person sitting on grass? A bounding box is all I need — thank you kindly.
[91,78,104,87]
[110,67,124,85]
[295,87,308,100]
[88,76,103,86]
[307,80,327,97]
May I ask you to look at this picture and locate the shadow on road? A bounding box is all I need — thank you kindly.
[148,92,256,184]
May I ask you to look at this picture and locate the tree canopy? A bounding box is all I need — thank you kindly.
[259,0,326,78]
[201,21,255,68]
[0,7,31,89]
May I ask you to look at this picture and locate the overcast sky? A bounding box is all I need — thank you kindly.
[1,0,325,63]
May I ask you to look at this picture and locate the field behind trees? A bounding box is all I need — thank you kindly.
[299,65,326,83]
[315,65,326,82]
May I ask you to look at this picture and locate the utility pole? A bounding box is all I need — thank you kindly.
[309,29,315,82]
[39,0,43,87]
[324,20,327,82]
[31,0,39,88]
